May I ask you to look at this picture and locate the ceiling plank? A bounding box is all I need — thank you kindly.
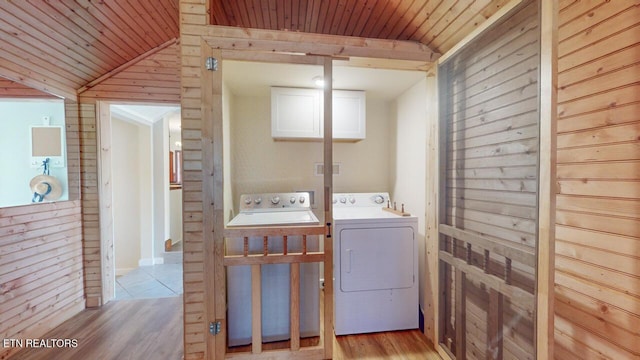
[307,0,322,33]
[429,0,511,51]
[399,0,444,40]
[78,38,179,94]
[53,0,139,59]
[75,0,151,53]
[356,1,391,37]
[129,0,175,42]
[370,0,404,38]
[244,0,261,28]
[0,49,77,100]
[438,0,524,64]
[297,0,307,32]
[342,0,367,36]
[378,0,419,39]
[0,19,94,83]
[10,0,125,69]
[350,0,383,37]
[199,25,440,61]
[0,78,60,99]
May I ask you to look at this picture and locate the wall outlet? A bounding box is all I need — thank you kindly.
[314,162,341,176]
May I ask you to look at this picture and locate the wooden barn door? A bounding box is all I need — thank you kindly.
[436,1,543,359]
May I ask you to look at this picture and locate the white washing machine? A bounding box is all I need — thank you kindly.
[226,192,320,346]
[332,193,418,335]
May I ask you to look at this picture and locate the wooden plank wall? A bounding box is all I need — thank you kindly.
[77,102,103,307]
[439,1,538,359]
[76,41,182,307]
[554,1,640,359]
[180,1,209,359]
[78,43,180,103]
[0,201,85,360]
[0,93,85,359]
[0,78,59,98]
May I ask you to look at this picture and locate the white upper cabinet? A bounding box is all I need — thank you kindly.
[331,90,366,140]
[271,87,321,139]
[271,87,366,141]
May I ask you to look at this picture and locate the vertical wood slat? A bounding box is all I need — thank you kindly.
[96,101,113,305]
[302,234,307,255]
[322,56,334,359]
[455,269,466,359]
[487,289,504,360]
[484,250,490,274]
[290,262,300,351]
[504,258,512,285]
[251,264,262,354]
[244,237,249,257]
[283,235,288,255]
[263,236,268,256]
[538,2,558,359]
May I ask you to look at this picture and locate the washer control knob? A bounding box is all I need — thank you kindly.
[290,196,296,204]
[244,197,252,205]
[340,196,347,204]
[299,196,305,203]
[271,196,280,205]
[374,195,385,204]
[349,196,356,204]
[254,197,262,205]
[332,197,337,204]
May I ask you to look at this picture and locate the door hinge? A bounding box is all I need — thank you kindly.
[209,321,221,335]
[205,57,218,71]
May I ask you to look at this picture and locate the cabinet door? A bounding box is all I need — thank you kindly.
[271,87,321,139]
[332,90,366,140]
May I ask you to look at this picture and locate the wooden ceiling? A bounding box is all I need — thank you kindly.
[0,0,179,98]
[0,0,508,99]
[209,0,511,54]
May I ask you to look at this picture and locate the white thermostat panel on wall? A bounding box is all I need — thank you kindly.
[29,125,65,168]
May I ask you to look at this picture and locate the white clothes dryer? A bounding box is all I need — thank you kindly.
[332,193,419,335]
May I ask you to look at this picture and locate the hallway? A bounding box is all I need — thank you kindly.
[115,263,182,300]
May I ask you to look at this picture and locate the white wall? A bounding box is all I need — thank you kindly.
[152,118,169,259]
[229,94,391,217]
[0,99,68,207]
[112,117,144,273]
[223,81,234,222]
[390,76,429,315]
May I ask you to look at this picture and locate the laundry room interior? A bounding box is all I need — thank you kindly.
[221,59,433,324]
[5,0,638,359]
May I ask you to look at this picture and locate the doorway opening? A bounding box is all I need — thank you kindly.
[99,102,183,301]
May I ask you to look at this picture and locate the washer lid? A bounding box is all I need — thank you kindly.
[227,210,319,227]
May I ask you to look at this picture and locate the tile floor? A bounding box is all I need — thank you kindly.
[115,263,183,300]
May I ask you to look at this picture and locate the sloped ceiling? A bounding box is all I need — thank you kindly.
[209,0,512,54]
[0,0,179,97]
[0,0,508,98]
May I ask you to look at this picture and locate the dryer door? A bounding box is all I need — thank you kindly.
[339,226,415,292]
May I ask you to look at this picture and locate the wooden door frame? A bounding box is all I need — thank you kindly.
[96,99,181,305]
[196,26,439,359]
[431,0,557,359]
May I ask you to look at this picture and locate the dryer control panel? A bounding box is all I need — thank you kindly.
[332,193,389,208]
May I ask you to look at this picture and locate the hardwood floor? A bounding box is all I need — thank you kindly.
[8,298,183,360]
[334,330,442,359]
[8,296,441,360]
